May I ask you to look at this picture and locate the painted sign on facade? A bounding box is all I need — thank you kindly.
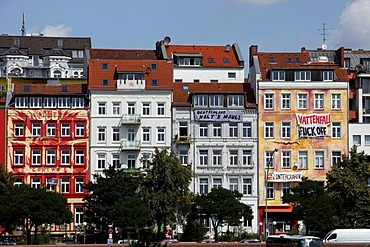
[267,171,303,182]
[296,113,331,138]
[194,110,243,122]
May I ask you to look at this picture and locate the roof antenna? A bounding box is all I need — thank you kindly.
[20,13,26,36]
[317,23,332,50]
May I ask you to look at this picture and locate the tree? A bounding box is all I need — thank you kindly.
[140,148,192,240]
[0,164,13,195]
[192,187,253,242]
[0,185,72,245]
[326,146,370,228]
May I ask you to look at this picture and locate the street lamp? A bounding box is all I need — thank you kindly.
[265,148,278,237]
[83,222,87,244]
[74,223,79,244]
[272,221,277,235]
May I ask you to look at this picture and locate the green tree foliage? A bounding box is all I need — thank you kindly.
[192,187,253,242]
[326,146,370,228]
[140,148,192,239]
[0,164,13,195]
[0,185,72,245]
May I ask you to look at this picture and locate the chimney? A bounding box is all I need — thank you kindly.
[249,45,258,68]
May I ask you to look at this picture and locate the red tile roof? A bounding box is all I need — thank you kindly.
[90,48,158,60]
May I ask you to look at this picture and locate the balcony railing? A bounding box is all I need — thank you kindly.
[117,79,145,90]
[121,114,141,124]
[176,135,191,144]
[120,139,141,150]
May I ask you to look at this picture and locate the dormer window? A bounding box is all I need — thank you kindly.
[295,57,301,63]
[208,58,215,63]
[175,54,202,67]
[23,86,31,92]
[269,56,276,63]
[223,58,230,63]
[272,71,285,81]
[287,57,293,63]
[57,39,63,47]
[295,71,311,81]
[323,71,334,81]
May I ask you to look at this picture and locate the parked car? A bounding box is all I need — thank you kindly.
[0,240,17,245]
[117,239,138,244]
[240,238,261,243]
[161,239,179,244]
[198,238,217,243]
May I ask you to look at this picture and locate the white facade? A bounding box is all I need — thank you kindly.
[348,123,370,155]
[90,90,172,179]
[173,67,244,83]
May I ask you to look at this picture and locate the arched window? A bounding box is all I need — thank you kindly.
[54,70,61,78]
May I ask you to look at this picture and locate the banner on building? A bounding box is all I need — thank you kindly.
[194,110,243,122]
[296,113,331,138]
[47,178,58,185]
[267,172,303,182]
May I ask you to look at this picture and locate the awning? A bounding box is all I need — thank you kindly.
[265,208,292,213]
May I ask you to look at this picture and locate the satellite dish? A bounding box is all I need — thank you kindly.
[322,43,327,50]
[163,36,171,45]
[225,44,231,51]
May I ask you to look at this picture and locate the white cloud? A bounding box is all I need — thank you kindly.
[331,0,370,49]
[41,25,73,37]
[232,0,283,4]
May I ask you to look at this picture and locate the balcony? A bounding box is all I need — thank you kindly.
[121,114,141,125]
[175,135,191,144]
[120,139,141,150]
[117,79,145,90]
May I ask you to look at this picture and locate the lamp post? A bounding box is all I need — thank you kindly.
[265,148,278,238]
[74,223,79,244]
[83,222,87,244]
[272,221,277,235]
[258,222,263,240]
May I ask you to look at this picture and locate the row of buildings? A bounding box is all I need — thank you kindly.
[1,31,370,237]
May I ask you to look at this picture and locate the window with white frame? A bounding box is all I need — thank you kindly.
[75,123,85,137]
[228,95,244,107]
[14,123,24,137]
[298,150,308,169]
[298,93,308,109]
[127,128,135,141]
[281,122,291,138]
[229,150,238,166]
[127,154,136,169]
[72,98,84,108]
[213,123,222,137]
[353,135,361,145]
[295,71,311,81]
[47,123,56,136]
[142,102,150,115]
[199,178,209,194]
[212,178,222,189]
[98,102,106,115]
[157,102,165,115]
[179,151,188,166]
[242,150,252,166]
[32,149,41,165]
[61,149,70,165]
[61,123,70,137]
[212,150,221,166]
[46,149,56,165]
[112,127,120,142]
[14,178,23,186]
[264,122,274,138]
[265,151,276,168]
[127,102,136,115]
[229,122,238,137]
[314,93,324,110]
[75,177,84,193]
[282,182,292,197]
[58,98,70,108]
[44,97,56,108]
[281,93,291,109]
[199,123,208,137]
[264,93,274,109]
[229,178,239,192]
[14,150,24,165]
[199,150,208,166]
[29,97,42,108]
[242,122,252,138]
[97,154,106,169]
[314,150,325,169]
[228,72,236,79]
[112,102,121,115]
[142,127,150,142]
[179,122,188,137]
[332,151,341,166]
[365,135,370,146]
[323,71,334,81]
[61,178,70,193]
[75,149,84,165]
[32,123,41,136]
[194,95,208,107]
[157,127,165,142]
[242,178,252,195]
[15,97,28,108]
[267,182,274,199]
[209,95,224,107]
[31,177,41,189]
[272,71,285,81]
[75,207,84,225]
[332,122,341,138]
[112,154,121,169]
[331,93,341,110]
[281,150,291,169]
[97,127,106,142]
[46,178,57,191]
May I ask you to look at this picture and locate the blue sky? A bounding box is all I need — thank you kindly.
[1,0,369,56]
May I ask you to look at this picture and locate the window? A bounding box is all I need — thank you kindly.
[142,127,150,142]
[264,122,274,138]
[281,151,291,169]
[281,122,291,138]
[212,150,221,166]
[213,178,222,189]
[98,102,106,115]
[228,72,236,79]
[295,71,311,81]
[75,123,85,137]
[32,123,41,136]
[264,93,274,109]
[75,149,85,165]
[15,97,28,108]
[175,79,183,82]
[14,123,24,137]
[314,151,325,169]
[209,95,224,107]
[127,154,136,169]
[331,93,341,110]
[44,97,56,108]
[208,57,215,63]
[61,149,70,165]
[98,127,106,142]
[242,122,252,138]
[157,103,165,115]
[229,150,238,166]
[332,151,341,166]
[229,123,238,137]
[32,149,41,166]
[112,154,121,169]
[102,63,108,70]
[178,122,188,137]
[295,57,301,63]
[223,58,230,63]
[177,56,202,66]
[199,178,209,195]
[281,93,291,109]
[112,127,120,142]
[298,93,308,109]
[242,178,252,195]
[102,79,109,86]
[365,135,370,146]
[199,150,208,166]
[314,93,324,110]
[61,85,69,92]
[61,178,70,193]
[265,151,276,168]
[151,63,157,70]
[30,97,42,108]
[213,123,222,137]
[194,95,208,107]
[47,123,56,136]
[75,178,85,193]
[46,149,56,165]
[31,178,41,189]
[323,71,334,81]
[142,102,150,115]
[298,150,308,169]
[242,150,252,166]
[332,122,341,138]
[46,178,57,191]
[78,50,84,58]
[128,128,135,141]
[282,182,292,197]
[267,182,274,199]
[58,98,70,108]
[151,79,158,86]
[72,98,84,108]
[157,127,165,142]
[272,71,285,81]
[229,178,238,192]
[228,95,244,107]
[61,123,70,137]
[112,102,121,115]
[179,151,188,166]
[75,207,84,225]
[199,123,208,137]
[353,135,361,145]
[97,154,106,169]
[269,56,276,63]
